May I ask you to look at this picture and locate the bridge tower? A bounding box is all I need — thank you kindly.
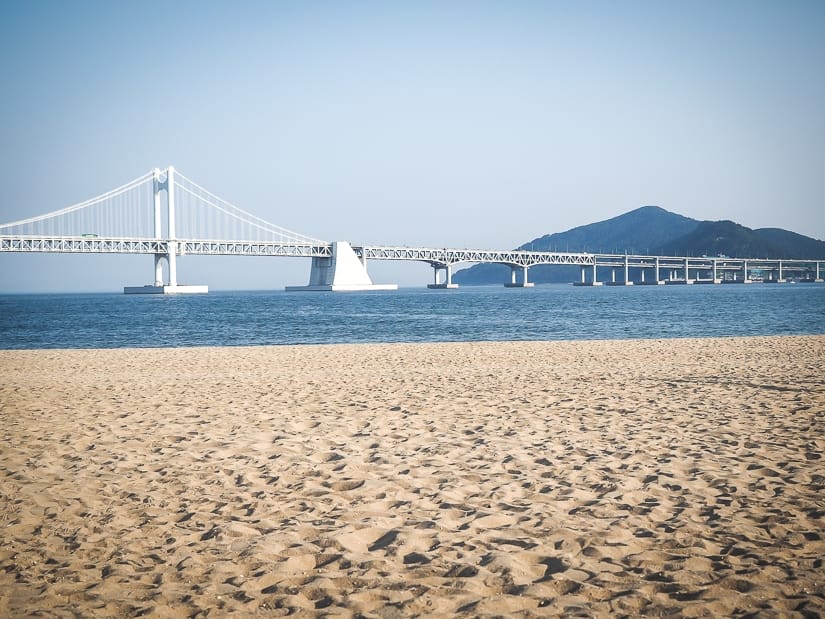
[124,166,207,294]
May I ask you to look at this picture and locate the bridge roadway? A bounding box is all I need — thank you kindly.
[1,234,823,286]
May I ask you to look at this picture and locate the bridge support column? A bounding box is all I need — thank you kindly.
[816,262,823,282]
[154,254,164,286]
[775,260,786,283]
[574,261,602,286]
[167,167,178,287]
[638,261,664,285]
[504,265,534,287]
[287,241,397,291]
[684,257,694,284]
[606,259,633,286]
[167,242,178,287]
[153,168,163,286]
[427,264,458,289]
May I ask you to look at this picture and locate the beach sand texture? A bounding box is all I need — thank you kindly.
[1,336,824,617]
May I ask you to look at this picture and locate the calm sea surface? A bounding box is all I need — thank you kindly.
[1,284,823,349]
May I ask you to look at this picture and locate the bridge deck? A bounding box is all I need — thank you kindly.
[1,235,822,274]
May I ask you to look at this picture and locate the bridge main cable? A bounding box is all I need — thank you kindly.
[0,171,155,232]
[172,170,328,246]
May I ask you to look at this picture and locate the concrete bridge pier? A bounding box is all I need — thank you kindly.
[428,263,458,289]
[816,262,823,282]
[287,241,397,291]
[624,255,633,285]
[638,258,665,285]
[504,265,534,287]
[154,254,164,286]
[573,263,603,286]
[711,260,721,284]
[773,260,787,283]
[606,256,633,286]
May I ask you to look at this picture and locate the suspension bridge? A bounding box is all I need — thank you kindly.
[1,166,823,292]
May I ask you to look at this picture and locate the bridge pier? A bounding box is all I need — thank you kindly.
[573,264,602,286]
[605,259,633,286]
[772,260,787,283]
[624,255,633,285]
[167,241,178,287]
[287,241,397,291]
[637,265,661,285]
[428,263,458,289]
[154,254,163,286]
[710,260,721,284]
[504,265,534,287]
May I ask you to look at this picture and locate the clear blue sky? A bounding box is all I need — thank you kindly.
[1,1,823,291]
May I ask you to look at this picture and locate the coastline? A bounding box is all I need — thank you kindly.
[2,335,824,616]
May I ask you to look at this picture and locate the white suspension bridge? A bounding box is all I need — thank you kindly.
[1,166,823,293]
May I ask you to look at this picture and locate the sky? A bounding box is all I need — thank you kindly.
[1,0,824,292]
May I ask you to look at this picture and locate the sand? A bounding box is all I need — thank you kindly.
[1,336,823,618]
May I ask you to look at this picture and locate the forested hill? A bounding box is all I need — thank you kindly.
[654,220,825,259]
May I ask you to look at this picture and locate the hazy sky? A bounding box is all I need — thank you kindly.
[1,1,823,291]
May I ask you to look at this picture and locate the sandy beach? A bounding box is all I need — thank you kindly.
[1,336,823,617]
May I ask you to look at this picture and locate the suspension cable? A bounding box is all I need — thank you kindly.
[174,171,326,244]
[0,171,155,230]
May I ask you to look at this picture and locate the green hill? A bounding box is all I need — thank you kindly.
[653,220,781,258]
[754,228,825,259]
[655,221,825,259]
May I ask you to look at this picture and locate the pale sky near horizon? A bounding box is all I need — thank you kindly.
[1,1,824,292]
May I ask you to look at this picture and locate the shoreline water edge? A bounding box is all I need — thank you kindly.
[1,336,824,616]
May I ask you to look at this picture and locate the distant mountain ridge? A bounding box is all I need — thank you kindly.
[453,207,825,285]
[522,205,699,255]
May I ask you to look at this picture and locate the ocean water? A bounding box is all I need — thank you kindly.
[0,284,824,349]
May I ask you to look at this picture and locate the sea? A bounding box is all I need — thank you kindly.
[1,283,824,349]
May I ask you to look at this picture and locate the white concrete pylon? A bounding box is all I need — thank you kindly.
[286,241,397,291]
[124,165,207,294]
[153,168,163,286]
[166,166,177,287]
